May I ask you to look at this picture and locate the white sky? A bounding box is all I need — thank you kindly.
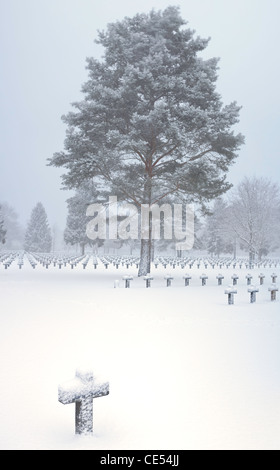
[0,0,279,227]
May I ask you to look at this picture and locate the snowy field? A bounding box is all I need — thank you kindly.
[0,254,279,450]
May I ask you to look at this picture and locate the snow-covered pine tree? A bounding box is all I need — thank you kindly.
[64,183,104,254]
[204,198,234,257]
[48,6,244,275]
[0,202,23,249]
[0,205,6,244]
[24,202,52,253]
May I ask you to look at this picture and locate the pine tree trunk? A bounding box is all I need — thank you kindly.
[138,176,152,276]
[80,243,85,255]
[138,238,151,276]
[151,240,154,262]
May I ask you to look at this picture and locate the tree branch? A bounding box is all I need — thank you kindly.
[188,148,213,162]
[152,145,178,168]
[151,184,180,205]
[132,147,148,172]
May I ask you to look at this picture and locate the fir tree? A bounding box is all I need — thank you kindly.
[204,198,234,257]
[64,182,104,254]
[48,6,244,275]
[24,202,52,252]
[0,202,23,249]
[0,205,6,245]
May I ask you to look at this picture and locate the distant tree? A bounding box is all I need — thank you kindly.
[48,6,244,275]
[228,177,280,261]
[0,202,24,249]
[24,202,52,252]
[204,198,234,257]
[64,183,105,255]
[0,205,6,245]
[154,212,203,256]
[191,214,205,252]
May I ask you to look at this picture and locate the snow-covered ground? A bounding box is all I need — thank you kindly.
[0,256,279,450]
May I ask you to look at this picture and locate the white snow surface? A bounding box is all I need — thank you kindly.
[0,257,279,450]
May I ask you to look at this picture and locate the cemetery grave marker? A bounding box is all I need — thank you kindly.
[248,285,259,303]
[58,369,109,435]
[225,286,237,305]
[268,285,278,301]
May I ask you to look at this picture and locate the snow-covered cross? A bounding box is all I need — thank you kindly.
[268,284,278,302]
[200,273,208,286]
[183,273,192,286]
[246,274,253,285]
[216,274,224,285]
[58,369,109,435]
[164,274,173,287]
[225,285,237,305]
[143,275,153,288]
[248,285,259,303]
[122,275,133,288]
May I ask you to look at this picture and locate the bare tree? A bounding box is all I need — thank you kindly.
[227,176,280,261]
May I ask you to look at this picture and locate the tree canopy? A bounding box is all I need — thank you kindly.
[48,6,244,273]
[24,202,52,253]
[64,182,105,254]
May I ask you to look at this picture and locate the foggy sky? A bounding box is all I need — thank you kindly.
[0,0,279,228]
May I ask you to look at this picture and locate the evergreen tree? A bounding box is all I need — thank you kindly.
[204,198,234,257]
[0,205,6,245]
[24,202,52,252]
[0,202,23,249]
[64,182,104,254]
[48,6,244,275]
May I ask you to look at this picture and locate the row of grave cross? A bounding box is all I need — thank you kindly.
[225,284,278,304]
[1,251,279,270]
[115,273,278,288]
[116,273,279,299]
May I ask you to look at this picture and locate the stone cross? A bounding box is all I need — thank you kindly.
[216,274,224,285]
[58,369,109,435]
[164,274,173,287]
[183,274,192,286]
[122,275,133,288]
[246,274,253,285]
[200,273,208,286]
[248,285,259,303]
[268,284,278,301]
[225,285,237,305]
[143,275,153,288]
